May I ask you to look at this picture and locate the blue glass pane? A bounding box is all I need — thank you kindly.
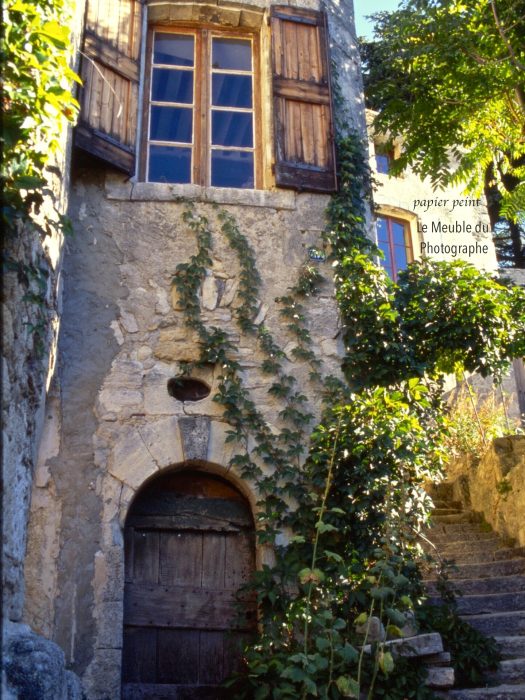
[376,217,389,242]
[154,33,194,66]
[149,145,191,183]
[392,222,406,246]
[212,111,253,147]
[376,154,390,174]
[211,150,254,188]
[212,38,251,71]
[394,245,408,271]
[152,69,193,104]
[212,74,252,108]
[150,106,192,143]
[379,240,391,264]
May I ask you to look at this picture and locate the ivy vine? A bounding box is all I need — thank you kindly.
[172,129,525,698]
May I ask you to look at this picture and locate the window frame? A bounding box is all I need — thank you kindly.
[376,215,413,281]
[140,23,262,188]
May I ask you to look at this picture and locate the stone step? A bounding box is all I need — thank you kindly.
[486,657,525,683]
[423,523,494,538]
[462,610,525,636]
[429,592,525,615]
[495,636,525,659]
[425,575,525,597]
[495,547,525,562]
[431,512,482,525]
[424,539,504,561]
[443,684,525,699]
[423,530,500,545]
[433,550,509,566]
[424,558,525,581]
[432,508,464,516]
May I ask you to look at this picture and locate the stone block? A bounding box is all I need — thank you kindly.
[4,624,83,700]
[120,311,139,333]
[425,667,455,688]
[389,632,444,658]
[138,417,184,469]
[154,327,202,362]
[109,429,158,489]
[98,388,143,415]
[201,274,219,310]
[96,601,123,648]
[207,420,240,467]
[221,279,239,307]
[356,616,386,642]
[179,416,210,461]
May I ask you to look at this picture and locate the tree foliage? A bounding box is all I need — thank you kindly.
[360,0,525,267]
[1,0,80,236]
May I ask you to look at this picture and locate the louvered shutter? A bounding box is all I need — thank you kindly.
[75,0,143,174]
[270,6,336,193]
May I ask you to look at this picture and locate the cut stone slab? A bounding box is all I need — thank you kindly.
[462,610,525,636]
[495,635,525,659]
[421,651,452,665]
[425,575,525,597]
[444,684,525,699]
[486,657,525,683]
[363,633,443,658]
[425,666,455,688]
[432,591,525,615]
[179,416,210,461]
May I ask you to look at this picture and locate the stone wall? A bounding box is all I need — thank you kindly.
[1,2,86,697]
[23,150,361,700]
[449,436,525,546]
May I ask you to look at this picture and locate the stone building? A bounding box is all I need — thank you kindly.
[2,1,516,699]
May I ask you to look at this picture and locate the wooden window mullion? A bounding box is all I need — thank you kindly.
[194,29,206,186]
[387,219,397,281]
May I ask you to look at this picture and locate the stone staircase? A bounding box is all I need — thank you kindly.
[423,482,525,699]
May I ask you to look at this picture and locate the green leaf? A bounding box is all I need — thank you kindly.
[315,521,338,533]
[379,650,395,675]
[336,676,359,698]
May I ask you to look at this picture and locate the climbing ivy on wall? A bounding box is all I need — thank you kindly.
[172,131,525,698]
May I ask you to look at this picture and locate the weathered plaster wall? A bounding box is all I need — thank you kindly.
[21,1,368,696]
[24,171,347,698]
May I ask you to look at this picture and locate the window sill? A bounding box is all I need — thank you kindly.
[105,175,297,210]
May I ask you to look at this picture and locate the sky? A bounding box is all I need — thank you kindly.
[353,0,402,40]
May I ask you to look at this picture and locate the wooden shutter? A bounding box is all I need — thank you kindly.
[75,0,143,174]
[271,6,337,193]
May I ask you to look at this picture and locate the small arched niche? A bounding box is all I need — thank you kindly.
[167,376,211,402]
[122,469,255,698]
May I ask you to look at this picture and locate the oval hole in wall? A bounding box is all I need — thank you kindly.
[167,377,210,402]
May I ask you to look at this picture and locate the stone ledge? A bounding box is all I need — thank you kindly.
[105,176,297,210]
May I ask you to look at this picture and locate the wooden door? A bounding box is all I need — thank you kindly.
[122,472,256,700]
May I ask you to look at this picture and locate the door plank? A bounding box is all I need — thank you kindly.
[160,531,202,586]
[199,630,224,684]
[157,629,199,684]
[124,582,255,630]
[133,530,159,583]
[121,627,157,683]
[202,534,226,588]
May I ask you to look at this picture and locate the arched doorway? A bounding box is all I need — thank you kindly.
[121,469,256,699]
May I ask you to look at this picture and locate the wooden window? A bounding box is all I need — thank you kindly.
[376,215,413,281]
[75,0,143,174]
[270,6,336,193]
[75,1,337,192]
[375,149,394,175]
[142,27,260,188]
